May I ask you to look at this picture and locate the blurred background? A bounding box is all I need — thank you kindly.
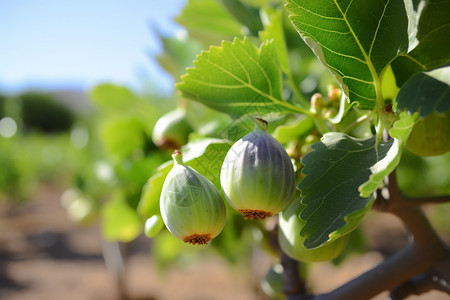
[0,1,449,300]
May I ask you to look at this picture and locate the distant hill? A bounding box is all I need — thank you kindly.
[49,89,92,116]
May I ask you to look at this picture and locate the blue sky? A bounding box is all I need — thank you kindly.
[0,0,186,95]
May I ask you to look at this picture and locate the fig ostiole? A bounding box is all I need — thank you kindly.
[160,150,226,245]
[278,199,349,263]
[152,108,193,150]
[220,118,296,220]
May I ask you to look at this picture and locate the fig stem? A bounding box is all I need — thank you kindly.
[254,117,268,131]
[172,150,184,165]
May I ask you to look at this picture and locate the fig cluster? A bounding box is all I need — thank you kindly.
[159,118,296,245]
[158,118,347,262]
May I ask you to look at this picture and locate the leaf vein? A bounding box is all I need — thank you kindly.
[369,0,390,58]
[302,34,368,65]
[332,0,378,80]
[290,3,344,21]
[202,57,274,100]
[187,78,247,89]
[349,90,377,101]
[403,54,427,70]
[295,22,351,35]
[342,76,375,84]
[193,99,280,108]
[419,23,450,43]
[229,46,252,85]
[241,45,273,96]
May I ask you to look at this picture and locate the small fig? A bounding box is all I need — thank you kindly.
[144,215,165,238]
[160,150,226,245]
[327,85,342,104]
[278,199,349,263]
[220,118,296,220]
[152,109,193,150]
[405,111,450,157]
[310,93,323,115]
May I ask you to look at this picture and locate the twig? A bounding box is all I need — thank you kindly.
[390,256,450,300]
[399,195,450,206]
[281,254,308,297]
[102,240,128,300]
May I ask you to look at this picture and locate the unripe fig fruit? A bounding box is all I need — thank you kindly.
[144,215,164,238]
[327,85,342,104]
[152,109,193,150]
[310,93,323,115]
[405,111,450,157]
[160,150,226,245]
[220,118,295,220]
[278,200,349,262]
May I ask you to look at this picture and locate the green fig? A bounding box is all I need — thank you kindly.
[160,150,226,245]
[152,109,193,150]
[405,111,450,157]
[327,85,342,104]
[220,118,295,220]
[310,93,323,115]
[278,199,349,263]
[144,215,165,238]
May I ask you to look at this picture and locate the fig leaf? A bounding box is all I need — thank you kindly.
[286,0,409,110]
[298,112,417,248]
[177,37,298,116]
[396,65,450,118]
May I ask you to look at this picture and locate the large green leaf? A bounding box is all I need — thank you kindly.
[99,116,145,160]
[178,38,302,116]
[101,191,143,242]
[219,0,264,35]
[259,7,290,74]
[298,112,416,248]
[156,34,204,80]
[359,111,419,197]
[89,83,165,137]
[391,0,450,85]
[138,139,231,218]
[137,163,171,219]
[175,0,243,46]
[396,65,450,117]
[286,0,409,110]
[272,116,315,144]
[89,84,138,111]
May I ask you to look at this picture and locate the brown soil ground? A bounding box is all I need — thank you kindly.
[0,185,448,300]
